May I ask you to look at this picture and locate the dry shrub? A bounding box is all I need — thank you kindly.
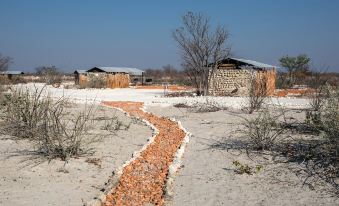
[2,87,48,138]
[37,103,95,160]
[188,98,225,113]
[2,86,94,160]
[173,103,192,108]
[97,115,131,133]
[304,84,339,190]
[246,76,268,114]
[36,66,63,85]
[240,107,286,151]
[306,84,338,163]
[0,76,11,86]
[234,85,338,192]
[165,91,195,97]
[43,71,62,85]
[307,81,339,144]
[0,79,6,103]
[10,76,27,84]
[306,84,339,137]
[0,81,7,117]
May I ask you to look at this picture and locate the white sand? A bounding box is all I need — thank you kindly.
[15,83,310,109]
[146,106,339,206]
[0,105,152,206]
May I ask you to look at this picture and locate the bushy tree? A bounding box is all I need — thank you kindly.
[279,54,310,86]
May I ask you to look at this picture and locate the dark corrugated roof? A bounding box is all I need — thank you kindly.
[229,58,276,69]
[89,67,144,75]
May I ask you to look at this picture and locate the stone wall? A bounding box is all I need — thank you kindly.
[208,69,253,96]
[208,68,276,96]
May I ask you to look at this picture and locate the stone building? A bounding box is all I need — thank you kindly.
[208,58,276,96]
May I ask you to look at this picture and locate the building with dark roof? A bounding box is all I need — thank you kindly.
[209,58,276,96]
[74,67,145,88]
[0,71,24,80]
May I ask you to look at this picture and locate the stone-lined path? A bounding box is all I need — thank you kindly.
[101,101,186,206]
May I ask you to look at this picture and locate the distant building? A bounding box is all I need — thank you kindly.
[74,67,144,88]
[0,71,24,80]
[209,58,276,96]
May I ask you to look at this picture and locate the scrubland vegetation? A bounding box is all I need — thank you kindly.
[0,86,131,161]
[239,84,338,194]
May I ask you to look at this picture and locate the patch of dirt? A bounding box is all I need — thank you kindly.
[274,88,315,97]
[101,101,186,206]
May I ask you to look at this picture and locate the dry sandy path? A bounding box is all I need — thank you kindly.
[102,102,187,206]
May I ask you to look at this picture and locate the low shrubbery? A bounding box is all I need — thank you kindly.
[304,84,338,190]
[245,76,268,114]
[97,115,131,132]
[232,160,263,175]
[36,66,63,85]
[1,86,95,160]
[189,98,224,113]
[237,84,338,193]
[239,107,287,151]
[173,98,225,113]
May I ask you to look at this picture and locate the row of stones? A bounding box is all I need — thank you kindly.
[101,101,186,206]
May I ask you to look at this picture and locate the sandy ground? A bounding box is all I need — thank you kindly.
[15,83,310,109]
[146,105,339,206]
[0,104,152,206]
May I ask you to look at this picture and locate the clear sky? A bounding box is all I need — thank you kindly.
[1,0,339,72]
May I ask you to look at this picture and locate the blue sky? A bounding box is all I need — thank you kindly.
[1,0,338,72]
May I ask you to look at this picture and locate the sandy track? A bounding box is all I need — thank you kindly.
[101,101,186,206]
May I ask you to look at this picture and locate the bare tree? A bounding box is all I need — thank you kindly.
[0,53,12,72]
[173,12,230,95]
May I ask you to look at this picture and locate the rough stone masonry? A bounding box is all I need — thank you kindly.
[208,68,254,96]
[209,68,276,96]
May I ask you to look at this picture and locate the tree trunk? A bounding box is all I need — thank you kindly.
[202,68,209,96]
